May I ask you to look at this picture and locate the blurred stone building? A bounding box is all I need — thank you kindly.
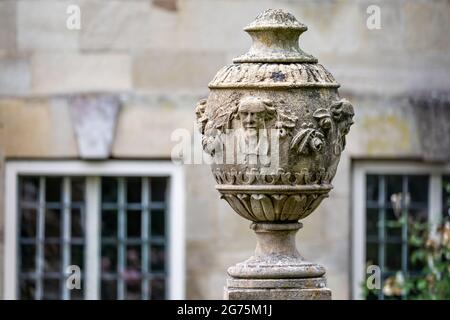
[0,0,449,300]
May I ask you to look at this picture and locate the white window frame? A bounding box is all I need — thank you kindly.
[4,160,186,300]
[352,160,450,300]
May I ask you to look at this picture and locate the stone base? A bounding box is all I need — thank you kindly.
[224,277,332,300]
[223,222,332,300]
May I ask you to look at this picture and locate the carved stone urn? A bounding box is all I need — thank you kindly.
[196,9,354,300]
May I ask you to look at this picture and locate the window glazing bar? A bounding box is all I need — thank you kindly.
[378,175,386,300]
[142,178,150,300]
[35,177,46,300]
[62,177,71,300]
[118,177,126,300]
[85,177,100,300]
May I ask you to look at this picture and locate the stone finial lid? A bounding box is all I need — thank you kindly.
[243,8,307,31]
[233,9,317,63]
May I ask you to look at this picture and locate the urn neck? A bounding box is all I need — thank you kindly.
[252,222,303,258]
[233,9,317,63]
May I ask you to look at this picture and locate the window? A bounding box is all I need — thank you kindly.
[4,161,185,300]
[352,162,450,300]
[18,177,86,300]
[100,177,168,300]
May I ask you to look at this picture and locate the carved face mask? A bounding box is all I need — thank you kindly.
[238,100,267,131]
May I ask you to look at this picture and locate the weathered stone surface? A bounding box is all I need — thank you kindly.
[69,94,121,159]
[227,277,327,289]
[0,57,30,96]
[197,9,348,299]
[0,98,78,157]
[31,53,131,94]
[185,165,219,241]
[225,287,331,300]
[153,0,177,12]
[178,0,281,52]
[357,1,405,53]
[410,92,450,162]
[225,246,334,299]
[17,0,78,52]
[226,261,332,301]
[291,0,450,96]
[227,223,326,279]
[404,1,450,52]
[290,1,362,56]
[209,63,338,88]
[80,0,152,51]
[0,1,17,55]
[133,50,226,92]
[348,95,420,157]
[198,9,354,225]
[112,94,197,157]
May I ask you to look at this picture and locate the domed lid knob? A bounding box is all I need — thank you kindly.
[233,9,317,63]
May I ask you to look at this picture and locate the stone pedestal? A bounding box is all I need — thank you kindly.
[224,223,331,300]
[225,278,331,300]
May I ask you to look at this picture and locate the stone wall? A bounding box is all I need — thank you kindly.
[0,0,449,299]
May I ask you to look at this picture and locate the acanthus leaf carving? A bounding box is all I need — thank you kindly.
[219,191,325,222]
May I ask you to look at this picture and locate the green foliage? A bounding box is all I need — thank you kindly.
[363,180,450,300]
[402,218,450,299]
[362,217,450,300]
